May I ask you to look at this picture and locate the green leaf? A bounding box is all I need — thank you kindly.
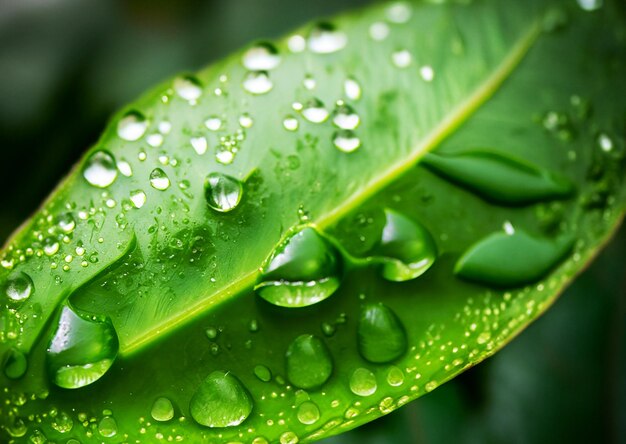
[1,0,625,443]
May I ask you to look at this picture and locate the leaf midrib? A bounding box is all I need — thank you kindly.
[122,18,543,357]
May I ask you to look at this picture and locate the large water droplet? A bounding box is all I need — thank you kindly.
[98,416,118,438]
[243,71,273,95]
[255,227,343,308]
[117,111,148,141]
[242,43,281,70]
[204,173,243,213]
[357,303,407,363]
[3,348,27,379]
[151,397,175,422]
[46,304,119,389]
[332,102,360,130]
[5,271,34,303]
[189,371,253,428]
[301,99,329,123]
[174,76,203,103]
[297,401,320,425]
[333,130,361,153]
[83,150,118,188]
[286,334,333,389]
[308,23,347,54]
[368,209,437,281]
[455,229,574,287]
[349,368,377,397]
[422,150,574,205]
[150,168,171,191]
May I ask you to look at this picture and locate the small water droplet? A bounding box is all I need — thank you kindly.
[189,136,208,156]
[392,50,412,68]
[216,150,235,165]
[286,334,333,389]
[344,78,362,101]
[130,190,147,209]
[98,416,117,438]
[147,133,164,147]
[151,397,175,422]
[51,411,74,433]
[117,159,133,177]
[254,364,272,382]
[598,133,614,152]
[58,213,76,233]
[205,326,218,339]
[204,173,243,213]
[283,116,299,131]
[150,168,171,191]
[239,113,254,128]
[308,23,347,54]
[386,366,404,386]
[577,0,602,11]
[3,348,28,379]
[420,65,435,82]
[288,35,306,53]
[205,116,222,131]
[117,111,148,141]
[350,368,377,397]
[5,271,34,302]
[301,98,329,123]
[358,303,407,363]
[44,238,60,256]
[386,2,412,23]
[333,130,361,153]
[189,371,253,428]
[332,102,360,130]
[46,304,119,389]
[243,71,273,95]
[242,43,281,70]
[297,401,320,425]
[83,150,118,188]
[369,22,390,41]
[255,227,343,308]
[280,431,300,444]
[174,76,203,103]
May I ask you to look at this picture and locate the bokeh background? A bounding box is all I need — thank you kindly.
[0,1,624,443]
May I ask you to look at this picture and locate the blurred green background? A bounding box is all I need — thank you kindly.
[0,1,624,443]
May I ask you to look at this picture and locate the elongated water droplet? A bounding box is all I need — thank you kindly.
[117,111,148,141]
[369,22,390,41]
[83,150,118,188]
[577,0,602,11]
[286,334,333,389]
[174,75,203,102]
[117,159,133,177]
[420,65,435,82]
[204,173,243,213]
[255,227,343,308]
[308,23,347,54]
[189,371,253,428]
[368,209,437,281]
[344,78,362,100]
[358,303,407,363]
[422,150,574,205]
[242,43,281,70]
[130,190,147,209]
[191,136,208,155]
[455,230,574,287]
[150,168,171,191]
[332,102,360,130]
[301,99,329,123]
[297,401,320,425]
[243,71,273,95]
[333,130,361,153]
[151,397,175,422]
[349,368,377,396]
[254,364,272,382]
[46,304,119,389]
[3,348,27,379]
[5,271,34,302]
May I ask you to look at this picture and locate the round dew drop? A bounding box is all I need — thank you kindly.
[392,50,412,68]
[173,75,203,102]
[98,416,118,438]
[5,271,34,303]
[83,150,118,188]
[149,168,171,191]
[349,368,377,397]
[243,71,273,95]
[204,172,243,213]
[242,42,281,71]
[332,103,360,130]
[357,303,407,363]
[189,371,253,428]
[117,111,148,141]
[333,130,361,153]
[308,23,347,54]
[297,401,320,425]
[283,116,299,131]
[301,98,329,123]
[151,397,175,422]
[286,334,333,389]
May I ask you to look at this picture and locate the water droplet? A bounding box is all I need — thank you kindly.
[3,348,27,379]
[349,368,377,397]
[386,2,412,23]
[83,150,118,188]
[455,229,574,287]
[368,209,437,281]
[302,74,316,90]
[386,366,404,386]
[280,431,299,444]
[216,150,235,165]
[392,50,412,68]
[205,326,218,339]
[283,116,299,131]
[190,371,253,428]
[189,136,208,156]
[44,238,59,256]
[46,304,119,389]
[422,150,574,205]
[117,159,133,177]
[286,334,333,389]
[239,113,254,128]
[117,111,148,141]
[204,173,243,213]
[598,133,614,152]
[255,227,343,308]
[332,102,360,130]
[5,271,34,302]
[254,364,272,382]
[577,0,602,11]
[147,133,164,147]
[58,213,76,233]
[243,71,273,95]
[98,416,117,438]
[174,76,203,103]
[242,43,281,70]
[150,168,171,191]
[333,130,361,153]
[308,23,347,54]
[205,116,222,131]
[288,35,306,53]
[130,190,147,209]
[51,411,74,433]
[358,303,407,363]
[297,401,320,425]
[151,397,175,422]
[369,22,390,41]
[344,78,362,101]
[420,65,435,82]
[300,98,329,123]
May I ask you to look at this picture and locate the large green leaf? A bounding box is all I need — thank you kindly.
[1,0,625,442]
